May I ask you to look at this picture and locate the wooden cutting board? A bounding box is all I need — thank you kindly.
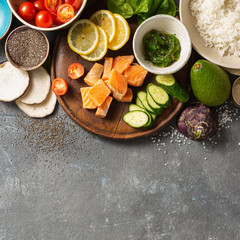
[51,0,192,140]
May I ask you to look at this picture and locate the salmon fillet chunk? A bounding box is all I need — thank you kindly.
[113,87,133,102]
[96,96,113,118]
[102,57,113,80]
[84,63,103,86]
[113,55,134,74]
[80,87,97,109]
[88,79,111,107]
[124,64,148,87]
[107,68,128,100]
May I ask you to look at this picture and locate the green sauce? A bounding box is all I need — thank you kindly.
[143,30,181,67]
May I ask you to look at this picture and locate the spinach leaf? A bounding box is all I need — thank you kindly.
[107,0,152,19]
[107,0,177,20]
[137,0,164,24]
[107,0,135,18]
[135,0,153,14]
[156,0,176,16]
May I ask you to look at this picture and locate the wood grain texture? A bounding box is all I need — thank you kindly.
[51,0,192,140]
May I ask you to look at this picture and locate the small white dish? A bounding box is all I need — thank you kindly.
[133,14,192,75]
[180,0,240,69]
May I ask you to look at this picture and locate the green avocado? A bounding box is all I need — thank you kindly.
[190,60,231,106]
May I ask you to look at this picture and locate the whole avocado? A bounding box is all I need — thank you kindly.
[190,60,231,106]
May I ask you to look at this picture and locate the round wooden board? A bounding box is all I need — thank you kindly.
[51,0,192,140]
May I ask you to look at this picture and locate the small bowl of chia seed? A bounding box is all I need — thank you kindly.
[5,25,49,71]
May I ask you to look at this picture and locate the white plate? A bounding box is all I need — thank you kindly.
[179,0,240,69]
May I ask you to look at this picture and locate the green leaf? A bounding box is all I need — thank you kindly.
[156,0,176,16]
[107,0,154,19]
[137,0,164,22]
[135,0,153,14]
[107,0,135,18]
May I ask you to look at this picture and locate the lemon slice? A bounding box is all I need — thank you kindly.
[80,26,108,61]
[67,19,99,55]
[90,10,116,43]
[108,13,130,50]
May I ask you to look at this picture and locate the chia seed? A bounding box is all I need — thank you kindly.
[7,28,47,68]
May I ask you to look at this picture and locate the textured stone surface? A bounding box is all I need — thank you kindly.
[1,2,240,239]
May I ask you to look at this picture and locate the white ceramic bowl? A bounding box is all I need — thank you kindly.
[6,0,87,31]
[133,14,192,75]
[180,0,240,69]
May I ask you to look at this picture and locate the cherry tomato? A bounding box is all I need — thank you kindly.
[33,0,46,11]
[68,63,84,79]
[57,4,74,23]
[44,0,62,12]
[18,2,37,22]
[35,10,53,28]
[52,78,68,95]
[64,0,81,10]
[51,12,63,25]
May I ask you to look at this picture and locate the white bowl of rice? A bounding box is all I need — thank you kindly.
[180,0,240,69]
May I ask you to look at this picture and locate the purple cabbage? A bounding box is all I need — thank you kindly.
[177,102,218,141]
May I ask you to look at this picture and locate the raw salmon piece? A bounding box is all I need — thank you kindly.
[96,96,113,118]
[103,79,112,92]
[113,55,134,74]
[124,64,148,87]
[102,57,113,80]
[80,87,97,109]
[113,87,133,102]
[84,63,104,86]
[107,68,128,100]
[88,79,111,107]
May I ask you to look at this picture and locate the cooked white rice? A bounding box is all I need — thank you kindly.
[190,0,240,57]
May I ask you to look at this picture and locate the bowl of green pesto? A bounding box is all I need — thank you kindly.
[133,14,192,75]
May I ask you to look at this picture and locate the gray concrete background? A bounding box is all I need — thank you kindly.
[1,1,240,239]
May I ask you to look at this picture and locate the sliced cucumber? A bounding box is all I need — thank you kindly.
[123,110,150,128]
[151,112,157,122]
[137,91,155,114]
[146,91,163,115]
[136,97,157,122]
[147,83,171,108]
[129,104,152,127]
[155,74,175,86]
[136,97,145,109]
[155,74,189,103]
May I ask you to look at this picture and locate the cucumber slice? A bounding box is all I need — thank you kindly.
[136,97,145,108]
[123,110,150,128]
[156,74,175,86]
[147,83,171,108]
[155,74,189,103]
[146,91,163,115]
[151,112,157,122]
[136,97,157,122]
[129,104,152,127]
[137,91,155,114]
